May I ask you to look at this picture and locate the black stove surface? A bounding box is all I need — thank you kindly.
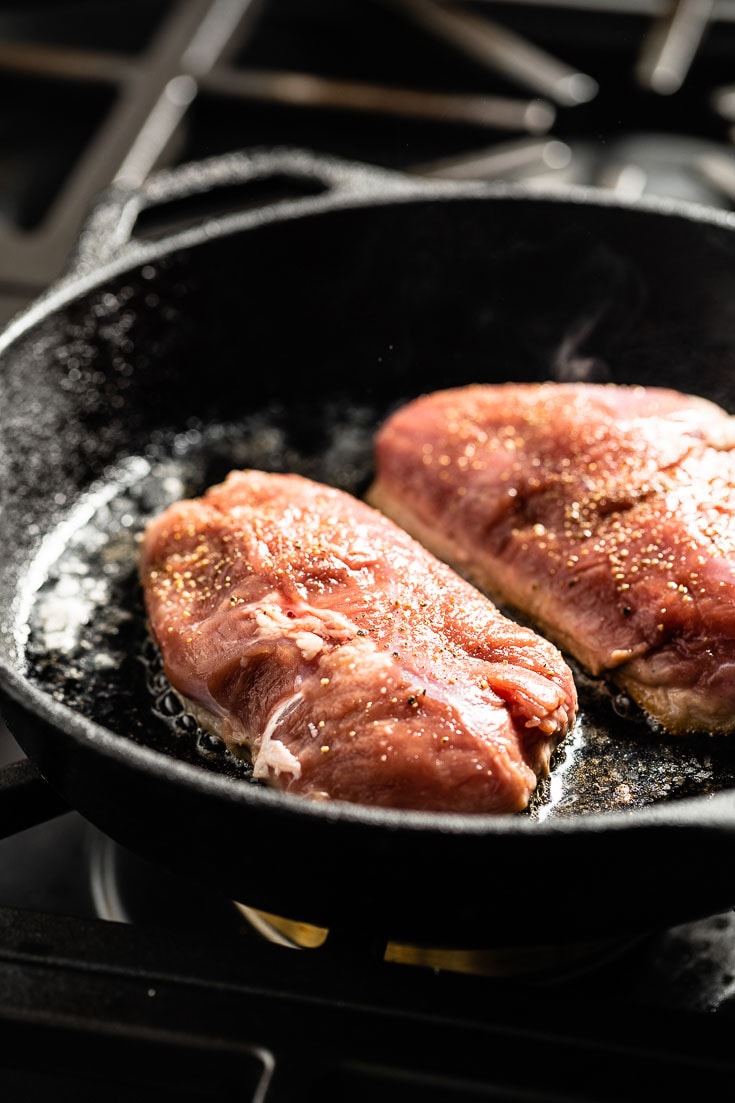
[3,800,735,1100]
[2,0,735,320]
[3,794,735,1100]
[3,1,735,1098]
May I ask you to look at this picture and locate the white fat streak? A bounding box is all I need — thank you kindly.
[251,600,355,660]
[250,637,397,781]
[252,690,304,780]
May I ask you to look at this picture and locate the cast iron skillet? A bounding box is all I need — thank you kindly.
[1,148,735,950]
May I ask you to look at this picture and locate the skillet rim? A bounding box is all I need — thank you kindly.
[4,146,735,359]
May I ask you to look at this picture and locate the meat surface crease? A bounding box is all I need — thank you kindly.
[140,469,576,813]
[368,381,735,735]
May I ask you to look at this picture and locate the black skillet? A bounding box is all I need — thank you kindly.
[1,147,735,950]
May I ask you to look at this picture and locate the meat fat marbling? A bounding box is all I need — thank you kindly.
[140,469,577,814]
[369,382,735,736]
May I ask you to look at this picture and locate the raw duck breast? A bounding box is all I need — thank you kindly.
[140,470,577,814]
[368,382,735,736]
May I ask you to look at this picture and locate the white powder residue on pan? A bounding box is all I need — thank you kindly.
[13,455,153,661]
[35,556,110,654]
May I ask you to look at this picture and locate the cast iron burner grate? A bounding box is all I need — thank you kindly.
[2,765,735,1100]
[1,0,735,324]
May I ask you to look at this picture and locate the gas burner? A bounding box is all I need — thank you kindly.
[90,828,644,984]
[82,828,735,1010]
[2,0,735,327]
[234,903,649,982]
[87,824,252,936]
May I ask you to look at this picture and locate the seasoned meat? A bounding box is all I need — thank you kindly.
[140,469,576,813]
[368,381,735,735]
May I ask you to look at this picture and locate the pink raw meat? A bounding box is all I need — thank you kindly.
[140,469,576,813]
[369,381,735,735]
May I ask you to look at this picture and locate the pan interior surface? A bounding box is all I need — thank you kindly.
[18,405,735,821]
[4,191,735,824]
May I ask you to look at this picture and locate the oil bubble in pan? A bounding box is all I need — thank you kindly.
[20,402,735,816]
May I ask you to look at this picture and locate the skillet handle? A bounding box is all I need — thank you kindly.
[70,147,417,275]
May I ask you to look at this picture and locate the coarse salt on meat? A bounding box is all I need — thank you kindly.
[140,468,577,813]
[368,381,735,736]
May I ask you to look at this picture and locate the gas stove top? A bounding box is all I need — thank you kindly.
[2,0,735,325]
[3,780,735,1099]
[3,2,735,1097]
